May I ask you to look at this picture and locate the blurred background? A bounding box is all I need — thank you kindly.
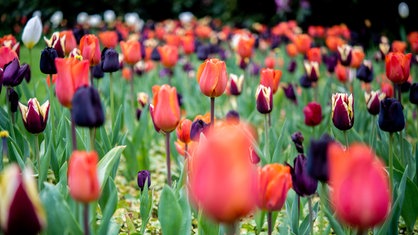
[1,0,417,42]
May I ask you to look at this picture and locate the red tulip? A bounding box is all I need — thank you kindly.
[260,68,282,94]
[120,39,141,65]
[157,44,179,68]
[0,46,18,69]
[385,52,412,84]
[176,118,192,144]
[79,34,101,66]
[98,30,118,49]
[303,101,322,126]
[150,84,181,133]
[196,58,228,98]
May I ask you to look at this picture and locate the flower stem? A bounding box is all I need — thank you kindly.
[224,221,238,235]
[83,203,90,235]
[130,65,135,118]
[210,97,215,126]
[34,134,40,174]
[370,115,377,149]
[165,132,172,187]
[109,72,114,123]
[89,128,96,151]
[71,109,77,151]
[344,130,349,148]
[49,74,55,146]
[267,211,273,235]
[308,195,314,235]
[389,133,394,187]
[264,114,271,163]
[1,137,8,171]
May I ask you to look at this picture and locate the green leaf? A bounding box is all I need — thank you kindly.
[111,106,123,146]
[97,145,126,190]
[98,177,119,235]
[178,188,192,235]
[394,168,418,232]
[158,185,182,235]
[197,208,220,235]
[254,209,265,234]
[40,183,83,235]
[140,180,153,234]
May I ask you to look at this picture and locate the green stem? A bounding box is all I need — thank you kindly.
[389,133,394,187]
[83,203,90,235]
[89,128,96,151]
[344,130,349,148]
[308,196,314,235]
[370,115,377,148]
[165,132,172,187]
[34,134,40,174]
[224,221,238,235]
[318,182,328,234]
[210,97,215,126]
[1,137,7,170]
[267,211,273,235]
[109,72,114,123]
[71,109,77,151]
[49,74,54,146]
[265,114,270,163]
[130,65,135,118]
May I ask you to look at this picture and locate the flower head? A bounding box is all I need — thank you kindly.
[21,15,43,49]
[18,98,50,134]
[378,97,405,133]
[150,84,181,133]
[331,93,354,131]
[196,58,228,98]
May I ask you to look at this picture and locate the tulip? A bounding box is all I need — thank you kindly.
[101,48,120,73]
[2,58,31,87]
[299,74,312,88]
[337,44,352,66]
[331,93,354,131]
[181,35,195,55]
[323,53,338,73]
[256,84,273,114]
[307,133,335,182]
[150,84,181,133]
[21,15,42,49]
[306,47,322,64]
[328,143,391,230]
[0,164,46,235]
[190,119,210,141]
[98,31,118,49]
[176,118,192,144]
[349,46,365,69]
[282,83,297,104]
[291,131,304,154]
[79,34,101,67]
[260,68,282,94]
[225,110,240,124]
[54,57,90,108]
[409,83,418,104]
[40,47,58,74]
[137,170,151,191]
[120,39,141,65]
[7,88,19,113]
[196,58,228,98]
[0,46,18,70]
[286,154,318,197]
[385,52,412,84]
[226,73,244,96]
[236,35,255,59]
[365,91,385,115]
[157,44,179,69]
[303,101,322,127]
[188,122,258,224]
[71,86,105,128]
[356,60,373,83]
[68,150,100,203]
[43,32,65,58]
[378,97,405,133]
[257,163,292,211]
[92,64,104,79]
[18,98,50,134]
[59,30,77,56]
[292,34,312,55]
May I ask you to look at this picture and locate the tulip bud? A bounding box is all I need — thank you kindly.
[92,64,104,79]
[176,118,192,144]
[101,48,120,73]
[21,15,43,49]
[337,44,352,66]
[255,84,273,114]
[385,52,412,84]
[190,119,209,141]
[18,98,50,134]
[196,58,228,98]
[150,84,181,133]
[291,131,304,154]
[3,58,31,87]
[299,74,312,88]
[79,34,101,66]
[260,68,282,94]
[303,60,320,82]
[409,83,418,104]
[286,154,318,197]
[68,150,100,203]
[365,91,385,115]
[323,53,338,73]
[287,59,297,73]
[43,32,65,58]
[303,102,322,127]
[307,133,335,182]
[378,97,405,133]
[0,164,46,235]
[137,170,151,191]
[331,93,354,131]
[356,60,373,83]
[227,73,244,96]
[40,47,58,74]
[71,86,105,128]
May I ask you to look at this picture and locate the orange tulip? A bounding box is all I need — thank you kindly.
[164,33,181,47]
[98,30,118,49]
[385,52,412,84]
[350,47,365,69]
[259,68,282,94]
[237,35,256,59]
[181,34,195,55]
[59,30,77,56]
[335,63,349,83]
[188,122,258,223]
[157,44,179,68]
[325,36,345,52]
[264,56,276,69]
[391,40,407,53]
[176,118,192,144]
[306,47,322,64]
[286,43,298,57]
[79,34,101,66]
[407,31,418,53]
[68,150,100,203]
[54,57,90,108]
[328,143,391,230]
[120,39,141,65]
[196,58,228,98]
[257,163,292,211]
[292,34,312,55]
[150,84,181,133]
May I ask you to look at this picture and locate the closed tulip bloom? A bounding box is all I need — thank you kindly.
[150,84,181,133]
[0,164,46,235]
[291,131,304,154]
[98,31,118,49]
[293,34,312,55]
[385,52,412,84]
[256,84,273,114]
[120,39,141,65]
[349,47,365,69]
[18,98,49,134]
[137,170,151,191]
[196,58,228,98]
[0,46,18,69]
[260,68,282,94]
[409,83,418,104]
[59,30,77,56]
[190,119,210,141]
[282,83,297,104]
[101,48,120,73]
[257,163,292,211]
[2,58,30,87]
[307,133,335,182]
[7,88,19,113]
[157,44,179,68]
[54,57,90,108]
[303,101,322,126]
[323,53,338,73]
[287,154,318,197]
[306,47,322,64]
[176,118,192,144]
[79,34,101,66]
[226,73,244,96]
[181,35,195,55]
[337,44,352,66]
[356,60,373,83]
[188,122,258,223]
[304,60,320,82]
[43,32,65,58]
[40,47,58,74]
[332,93,354,131]
[21,15,42,49]
[365,91,385,115]
[328,143,391,230]
[378,97,405,133]
[68,150,100,203]
[237,35,255,59]
[71,86,105,128]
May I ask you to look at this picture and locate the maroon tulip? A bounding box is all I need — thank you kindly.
[303,101,322,126]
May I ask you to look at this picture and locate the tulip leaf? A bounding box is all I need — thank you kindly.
[97,145,126,190]
[286,192,299,234]
[178,188,192,235]
[158,185,183,235]
[254,209,265,234]
[111,105,123,146]
[40,183,83,235]
[197,208,220,235]
[394,167,418,232]
[139,180,153,234]
[98,177,119,235]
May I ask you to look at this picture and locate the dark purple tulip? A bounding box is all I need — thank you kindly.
[378,97,405,133]
[40,47,58,74]
[137,170,151,191]
[331,93,354,131]
[151,47,161,61]
[7,88,19,113]
[323,53,338,73]
[356,60,373,83]
[159,68,174,78]
[337,44,352,66]
[256,84,273,114]
[190,119,209,141]
[196,45,210,61]
[92,64,104,79]
[239,57,248,70]
[101,48,120,73]
[287,59,297,73]
[3,58,30,87]
[249,62,261,76]
[307,134,335,182]
[400,81,411,93]
[299,74,312,88]
[136,108,142,121]
[282,83,297,104]
[287,154,318,197]
[226,110,240,124]
[182,62,194,73]
[291,131,304,154]
[72,86,105,128]
[409,83,418,104]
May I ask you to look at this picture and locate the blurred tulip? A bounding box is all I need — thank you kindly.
[304,60,319,82]
[337,44,352,66]
[407,32,418,54]
[381,80,394,98]
[328,143,391,230]
[323,53,338,73]
[385,52,412,84]
[257,163,292,211]
[306,47,322,64]
[2,58,31,87]
[286,154,318,197]
[335,62,349,83]
[43,32,65,58]
[7,88,19,113]
[18,98,50,134]
[120,39,141,65]
[237,34,256,59]
[255,84,273,114]
[0,164,46,235]
[59,30,77,56]
[100,48,120,73]
[137,170,151,191]
[307,133,335,182]
[331,93,354,131]
[180,35,195,55]
[226,73,244,96]
[157,44,179,69]
[282,83,297,104]
[378,97,405,133]
[71,86,105,128]
[68,150,100,203]
[176,118,192,144]
[190,118,210,141]
[303,101,322,126]
[292,34,312,55]
[0,46,18,69]
[98,31,118,49]
[54,57,90,108]
[92,64,104,79]
[260,68,282,94]
[79,34,101,66]
[365,91,385,115]
[291,131,304,153]
[409,83,418,104]
[391,40,407,53]
[21,15,42,49]
[40,47,58,74]
[196,58,228,98]
[349,46,365,69]
[356,60,373,83]
[150,84,181,133]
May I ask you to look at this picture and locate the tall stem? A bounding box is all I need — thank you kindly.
[130,65,135,118]
[89,128,96,151]
[389,133,394,187]
[71,109,77,151]
[109,72,114,123]
[308,196,314,235]
[210,97,215,126]
[83,203,90,235]
[165,132,172,187]
[267,211,273,235]
[344,130,349,148]
[34,134,40,174]
[1,137,8,170]
[49,74,55,146]
[264,114,270,163]
[370,115,377,148]
[224,221,238,235]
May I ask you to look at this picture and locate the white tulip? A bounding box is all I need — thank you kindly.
[88,14,102,27]
[50,11,63,28]
[104,10,116,23]
[21,15,43,49]
[77,12,88,24]
[398,2,409,18]
[179,11,194,25]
